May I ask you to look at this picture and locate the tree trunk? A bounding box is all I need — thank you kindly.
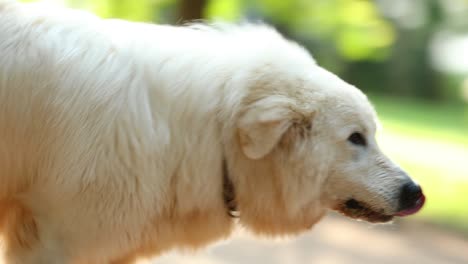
[178,0,207,22]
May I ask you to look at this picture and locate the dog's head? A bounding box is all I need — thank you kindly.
[227,46,424,236]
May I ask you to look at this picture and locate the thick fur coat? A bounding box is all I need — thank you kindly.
[0,1,423,263]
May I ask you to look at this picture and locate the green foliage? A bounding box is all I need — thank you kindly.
[250,0,395,61]
[205,0,242,21]
[74,0,169,21]
[21,0,175,22]
[335,1,394,60]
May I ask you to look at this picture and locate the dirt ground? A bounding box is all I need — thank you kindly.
[154,214,468,264]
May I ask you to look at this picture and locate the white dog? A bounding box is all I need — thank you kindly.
[0,1,425,263]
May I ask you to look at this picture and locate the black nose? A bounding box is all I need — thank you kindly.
[399,182,423,211]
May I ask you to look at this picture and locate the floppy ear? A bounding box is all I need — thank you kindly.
[237,97,309,159]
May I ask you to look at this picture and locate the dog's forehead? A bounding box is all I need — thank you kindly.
[315,83,378,133]
[342,96,377,131]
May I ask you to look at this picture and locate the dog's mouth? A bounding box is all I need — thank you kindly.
[333,199,394,223]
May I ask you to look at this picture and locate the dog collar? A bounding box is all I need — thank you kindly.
[222,158,239,218]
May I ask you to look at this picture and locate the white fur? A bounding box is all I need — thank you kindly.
[0,1,417,263]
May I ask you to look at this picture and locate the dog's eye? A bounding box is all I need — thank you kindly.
[348,132,366,146]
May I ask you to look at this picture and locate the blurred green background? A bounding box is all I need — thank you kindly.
[23,0,468,235]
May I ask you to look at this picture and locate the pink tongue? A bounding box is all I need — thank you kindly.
[395,194,426,217]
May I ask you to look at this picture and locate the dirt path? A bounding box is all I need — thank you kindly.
[154,214,468,264]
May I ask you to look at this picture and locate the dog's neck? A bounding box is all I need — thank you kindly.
[222,157,239,218]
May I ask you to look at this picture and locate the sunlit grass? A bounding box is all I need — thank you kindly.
[371,95,468,146]
[371,95,468,232]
